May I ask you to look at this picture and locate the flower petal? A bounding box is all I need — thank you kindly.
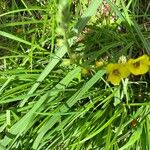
[108,73,122,85]
[119,64,130,78]
[136,54,149,62]
[106,63,116,73]
[131,64,149,75]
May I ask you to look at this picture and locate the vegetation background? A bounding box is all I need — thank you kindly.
[0,0,150,149]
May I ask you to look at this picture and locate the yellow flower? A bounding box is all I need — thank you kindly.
[127,55,150,75]
[106,63,130,85]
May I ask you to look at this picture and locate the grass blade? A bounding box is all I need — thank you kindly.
[32,69,105,149]
[119,126,143,150]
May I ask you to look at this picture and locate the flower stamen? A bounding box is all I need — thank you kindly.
[133,62,140,68]
[112,69,120,75]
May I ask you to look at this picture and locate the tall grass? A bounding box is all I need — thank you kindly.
[0,0,150,149]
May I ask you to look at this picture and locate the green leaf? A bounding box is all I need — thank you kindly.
[32,69,105,149]
[0,67,81,147]
[132,20,150,54]
[119,126,143,150]
[0,92,49,147]
[75,0,103,32]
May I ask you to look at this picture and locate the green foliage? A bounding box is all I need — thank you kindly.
[0,0,150,149]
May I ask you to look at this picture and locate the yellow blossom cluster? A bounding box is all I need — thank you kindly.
[106,55,150,85]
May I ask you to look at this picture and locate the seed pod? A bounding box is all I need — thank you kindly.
[131,119,137,127]
[81,68,90,76]
[95,60,104,68]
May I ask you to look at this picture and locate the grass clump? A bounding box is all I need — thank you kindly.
[0,0,150,149]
